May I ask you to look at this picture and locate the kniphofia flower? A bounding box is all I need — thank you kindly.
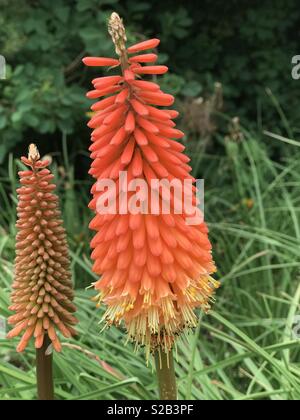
[83,14,219,357]
[7,145,77,352]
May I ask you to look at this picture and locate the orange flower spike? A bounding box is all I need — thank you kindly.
[83,13,219,357]
[82,57,120,67]
[7,144,77,353]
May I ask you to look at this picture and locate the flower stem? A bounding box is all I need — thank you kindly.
[155,348,177,400]
[36,334,54,400]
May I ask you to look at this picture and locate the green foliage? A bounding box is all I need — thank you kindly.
[0,0,115,160]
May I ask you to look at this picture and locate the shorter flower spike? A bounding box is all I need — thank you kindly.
[7,145,77,353]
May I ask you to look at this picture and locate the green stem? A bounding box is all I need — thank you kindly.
[155,349,177,400]
[36,334,54,400]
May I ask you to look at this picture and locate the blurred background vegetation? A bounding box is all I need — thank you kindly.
[1,0,300,400]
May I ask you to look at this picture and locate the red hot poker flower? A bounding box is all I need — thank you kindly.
[83,13,219,356]
[7,145,77,352]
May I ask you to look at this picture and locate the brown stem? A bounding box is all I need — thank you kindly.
[36,334,54,400]
[155,349,177,400]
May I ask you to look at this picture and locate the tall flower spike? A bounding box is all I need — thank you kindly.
[7,145,77,353]
[83,14,220,358]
